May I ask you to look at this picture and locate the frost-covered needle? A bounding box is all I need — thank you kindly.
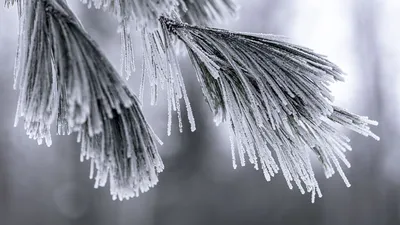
[160,17,379,202]
[10,0,165,199]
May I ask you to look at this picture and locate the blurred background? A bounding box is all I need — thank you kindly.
[0,0,399,224]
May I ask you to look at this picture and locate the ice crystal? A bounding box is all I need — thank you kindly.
[160,17,379,202]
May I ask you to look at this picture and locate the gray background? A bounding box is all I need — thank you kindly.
[0,0,399,224]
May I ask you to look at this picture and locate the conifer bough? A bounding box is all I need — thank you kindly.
[4,0,379,202]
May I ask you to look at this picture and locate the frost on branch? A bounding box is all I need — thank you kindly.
[14,0,131,144]
[79,90,164,200]
[13,0,59,146]
[80,0,181,79]
[160,17,379,202]
[11,0,164,199]
[79,0,238,79]
[179,0,238,26]
[141,28,196,135]
[174,0,238,55]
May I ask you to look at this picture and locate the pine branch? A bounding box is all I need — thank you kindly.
[11,0,164,199]
[77,0,199,134]
[173,0,238,55]
[160,17,379,202]
[14,0,129,143]
[79,0,237,79]
[4,0,381,202]
[80,0,181,79]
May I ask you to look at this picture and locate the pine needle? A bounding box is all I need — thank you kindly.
[80,0,182,79]
[79,90,164,200]
[160,17,379,202]
[141,28,196,135]
[13,0,60,146]
[14,0,131,143]
[47,1,134,136]
[11,0,164,199]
